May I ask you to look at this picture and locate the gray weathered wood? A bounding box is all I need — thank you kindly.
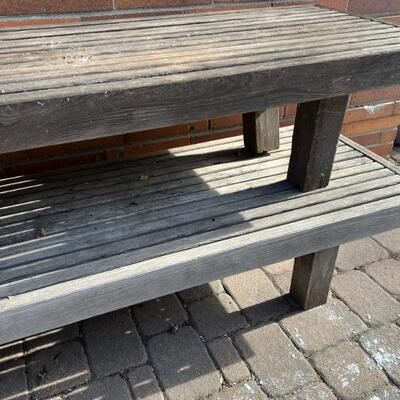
[0,6,400,153]
[243,107,280,153]
[287,95,349,192]
[290,246,339,310]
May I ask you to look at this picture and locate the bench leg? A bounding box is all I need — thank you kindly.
[287,95,349,192]
[243,107,280,154]
[290,246,339,310]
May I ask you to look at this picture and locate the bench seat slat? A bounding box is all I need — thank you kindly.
[0,5,399,153]
[1,132,400,307]
[0,133,400,343]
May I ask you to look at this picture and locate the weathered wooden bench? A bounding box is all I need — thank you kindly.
[1,5,400,344]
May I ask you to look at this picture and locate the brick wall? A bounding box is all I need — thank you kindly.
[1,0,400,176]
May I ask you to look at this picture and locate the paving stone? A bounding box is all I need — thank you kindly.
[336,238,388,271]
[271,271,292,294]
[263,259,294,276]
[133,294,187,336]
[364,385,400,400]
[359,324,400,386]
[188,293,247,340]
[127,365,164,400]
[0,340,24,364]
[0,359,29,400]
[285,382,336,400]
[82,309,147,378]
[222,269,292,323]
[364,258,400,300]
[26,341,90,399]
[282,299,366,353]
[373,228,400,255]
[24,324,79,355]
[234,323,317,397]
[61,375,131,400]
[148,326,220,400]
[208,381,268,400]
[312,341,387,400]
[331,271,400,326]
[178,280,224,304]
[207,337,250,384]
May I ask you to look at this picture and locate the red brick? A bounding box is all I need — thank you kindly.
[0,0,112,15]
[210,114,242,129]
[394,101,400,115]
[189,120,208,132]
[280,119,295,127]
[379,128,398,144]
[348,0,400,15]
[0,150,30,164]
[0,17,81,27]
[367,142,394,158]
[284,104,297,118]
[271,1,315,6]
[343,103,395,124]
[115,0,209,9]
[383,15,400,26]
[317,0,348,10]
[349,132,380,147]
[350,85,400,107]
[190,127,242,144]
[342,115,400,136]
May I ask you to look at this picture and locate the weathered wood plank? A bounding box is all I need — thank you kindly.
[290,246,339,310]
[287,95,349,192]
[243,107,280,153]
[1,194,400,345]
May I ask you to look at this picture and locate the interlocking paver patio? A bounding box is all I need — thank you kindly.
[2,237,400,400]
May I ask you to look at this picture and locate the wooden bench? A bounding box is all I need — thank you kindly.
[1,5,400,344]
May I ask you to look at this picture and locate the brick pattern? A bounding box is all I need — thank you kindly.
[2,230,400,399]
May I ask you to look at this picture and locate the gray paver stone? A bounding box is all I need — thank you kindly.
[364,385,400,400]
[271,271,292,294]
[26,341,90,399]
[178,281,224,304]
[263,259,294,276]
[61,375,131,400]
[24,324,79,355]
[82,309,147,378]
[222,269,292,323]
[359,324,400,386]
[332,271,400,325]
[282,299,366,353]
[364,258,400,300]
[188,293,247,340]
[148,326,220,400]
[207,337,250,384]
[312,341,387,400]
[285,382,336,400]
[335,238,388,271]
[133,294,187,336]
[234,323,317,397]
[0,359,29,400]
[128,365,164,400]
[373,228,400,254]
[209,381,268,400]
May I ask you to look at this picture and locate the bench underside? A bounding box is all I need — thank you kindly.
[1,127,400,344]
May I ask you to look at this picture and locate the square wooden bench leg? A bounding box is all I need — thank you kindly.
[290,246,339,310]
[243,107,280,154]
[287,95,349,192]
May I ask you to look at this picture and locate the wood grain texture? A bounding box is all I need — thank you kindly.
[1,132,400,344]
[0,5,400,153]
[290,246,339,310]
[243,107,280,153]
[287,95,349,192]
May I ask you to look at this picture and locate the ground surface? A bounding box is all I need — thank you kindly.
[1,230,400,400]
